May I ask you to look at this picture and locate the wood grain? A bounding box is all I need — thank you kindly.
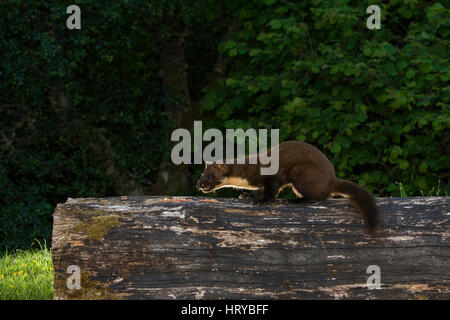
[51,196,450,299]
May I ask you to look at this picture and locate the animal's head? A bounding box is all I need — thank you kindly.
[197,162,229,193]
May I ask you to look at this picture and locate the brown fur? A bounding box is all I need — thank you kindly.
[197,141,379,233]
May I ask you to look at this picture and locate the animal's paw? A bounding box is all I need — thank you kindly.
[239,192,253,200]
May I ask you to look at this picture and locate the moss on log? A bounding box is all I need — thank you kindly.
[51,196,450,299]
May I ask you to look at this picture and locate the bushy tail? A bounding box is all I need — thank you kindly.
[332,179,379,234]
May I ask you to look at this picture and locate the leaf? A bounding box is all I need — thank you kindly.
[249,48,262,56]
[292,97,306,109]
[220,40,236,52]
[396,60,407,70]
[283,103,294,114]
[363,47,372,56]
[229,48,238,57]
[357,112,368,123]
[340,136,351,148]
[418,118,427,127]
[419,162,428,173]
[429,3,445,10]
[391,146,403,158]
[406,69,416,79]
[420,61,433,74]
[399,160,410,170]
[247,84,260,93]
[386,183,398,192]
[268,19,282,29]
[331,143,341,153]
[225,78,236,86]
[263,0,277,5]
[280,89,290,98]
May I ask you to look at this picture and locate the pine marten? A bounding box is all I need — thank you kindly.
[197,140,379,233]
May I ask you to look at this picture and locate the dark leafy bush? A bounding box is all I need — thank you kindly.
[201,0,449,197]
[0,1,166,250]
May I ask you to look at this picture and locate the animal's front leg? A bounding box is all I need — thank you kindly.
[252,180,279,205]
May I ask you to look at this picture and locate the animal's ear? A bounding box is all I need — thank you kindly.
[215,163,228,174]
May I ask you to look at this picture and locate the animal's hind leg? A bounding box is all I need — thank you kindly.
[289,166,332,203]
[285,183,313,204]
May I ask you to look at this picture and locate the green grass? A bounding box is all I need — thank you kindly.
[0,243,53,300]
[396,180,447,197]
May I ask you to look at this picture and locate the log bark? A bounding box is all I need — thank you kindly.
[51,196,450,300]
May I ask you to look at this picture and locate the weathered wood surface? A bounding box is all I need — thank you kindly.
[52,196,450,300]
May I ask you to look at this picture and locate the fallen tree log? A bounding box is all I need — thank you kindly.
[51,196,450,300]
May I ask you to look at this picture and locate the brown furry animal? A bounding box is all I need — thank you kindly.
[197,140,379,233]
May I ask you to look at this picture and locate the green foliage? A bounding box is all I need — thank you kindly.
[0,0,448,251]
[202,0,449,197]
[0,1,166,250]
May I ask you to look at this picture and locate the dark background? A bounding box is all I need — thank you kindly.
[0,0,448,250]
